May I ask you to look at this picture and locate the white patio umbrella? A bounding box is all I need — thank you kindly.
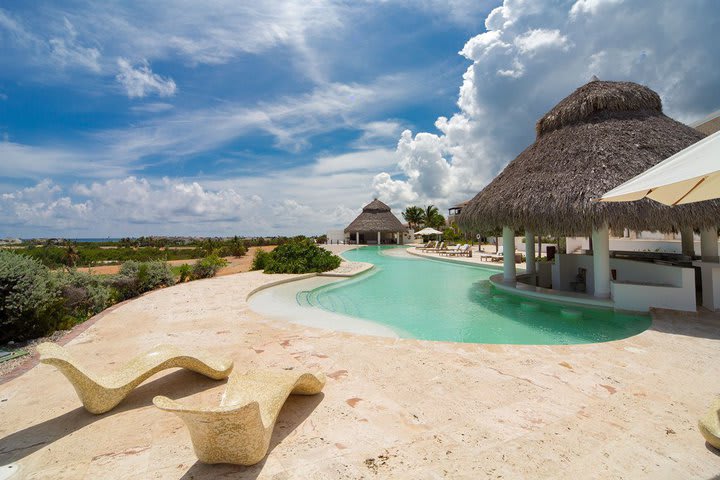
[414,227,443,236]
[599,130,720,205]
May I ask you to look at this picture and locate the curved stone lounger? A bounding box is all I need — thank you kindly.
[153,369,325,465]
[37,342,233,414]
[699,398,720,450]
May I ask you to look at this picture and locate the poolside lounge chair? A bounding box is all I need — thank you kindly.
[439,244,463,256]
[154,369,325,465]
[447,244,472,257]
[37,343,233,414]
[419,241,437,251]
[480,246,504,262]
[430,242,446,252]
[699,398,720,449]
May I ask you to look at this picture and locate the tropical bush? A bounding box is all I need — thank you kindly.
[251,249,272,271]
[176,263,192,282]
[0,251,63,343]
[111,260,175,300]
[191,254,228,279]
[54,270,113,329]
[253,239,341,274]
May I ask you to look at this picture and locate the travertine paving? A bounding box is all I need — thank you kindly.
[1,267,720,479]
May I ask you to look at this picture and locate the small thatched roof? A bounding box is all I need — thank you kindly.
[345,198,406,233]
[459,80,720,235]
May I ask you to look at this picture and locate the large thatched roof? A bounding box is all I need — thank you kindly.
[345,199,406,233]
[459,80,720,235]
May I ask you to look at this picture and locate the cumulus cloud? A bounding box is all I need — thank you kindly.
[0,166,372,236]
[569,0,624,18]
[116,58,177,98]
[373,0,720,212]
[514,29,569,55]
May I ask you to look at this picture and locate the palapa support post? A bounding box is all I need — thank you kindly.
[680,227,695,257]
[701,227,719,263]
[503,226,516,283]
[591,223,611,298]
[525,229,535,274]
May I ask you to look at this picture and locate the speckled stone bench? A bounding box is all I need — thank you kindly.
[37,342,233,414]
[153,369,325,465]
[699,398,720,449]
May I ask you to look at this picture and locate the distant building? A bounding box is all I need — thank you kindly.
[343,198,409,245]
[447,200,470,225]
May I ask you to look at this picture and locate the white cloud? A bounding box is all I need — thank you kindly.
[130,102,174,113]
[49,18,101,72]
[514,29,569,55]
[116,58,177,98]
[570,0,624,18]
[313,148,397,175]
[97,73,429,163]
[373,0,720,214]
[352,121,405,149]
[0,141,126,179]
[0,173,367,236]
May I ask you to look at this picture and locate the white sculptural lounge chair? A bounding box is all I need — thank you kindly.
[699,398,720,450]
[37,342,233,414]
[153,369,326,465]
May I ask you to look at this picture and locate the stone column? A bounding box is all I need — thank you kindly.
[503,226,516,283]
[680,227,695,257]
[701,227,719,262]
[591,223,611,298]
[355,232,360,245]
[377,231,381,245]
[525,230,536,274]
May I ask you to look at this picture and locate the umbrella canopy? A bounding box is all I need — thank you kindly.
[414,227,443,235]
[458,79,720,235]
[599,130,720,205]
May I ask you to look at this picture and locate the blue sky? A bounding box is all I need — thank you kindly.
[1,0,719,238]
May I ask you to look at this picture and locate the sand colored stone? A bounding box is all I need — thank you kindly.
[1,255,720,478]
[154,369,325,465]
[38,342,233,414]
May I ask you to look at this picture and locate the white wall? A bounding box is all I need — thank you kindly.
[552,253,696,312]
[564,236,718,256]
[326,230,346,244]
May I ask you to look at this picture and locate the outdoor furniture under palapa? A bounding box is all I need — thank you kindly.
[37,342,233,414]
[153,369,325,465]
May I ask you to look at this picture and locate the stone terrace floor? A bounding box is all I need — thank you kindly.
[1,248,720,478]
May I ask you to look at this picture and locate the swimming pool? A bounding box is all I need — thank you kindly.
[295,246,651,345]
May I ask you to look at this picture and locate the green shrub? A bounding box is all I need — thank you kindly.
[192,254,228,279]
[258,239,341,274]
[0,251,63,343]
[176,263,192,282]
[53,270,113,329]
[112,260,175,300]
[251,249,271,271]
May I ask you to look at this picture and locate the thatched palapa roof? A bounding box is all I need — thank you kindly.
[459,80,720,235]
[345,198,406,233]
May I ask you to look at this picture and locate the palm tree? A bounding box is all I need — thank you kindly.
[402,206,424,230]
[422,205,446,229]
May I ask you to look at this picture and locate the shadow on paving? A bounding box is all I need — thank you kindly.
[649,310,720,340]
[179,393,325,480]
[0,369,224,465]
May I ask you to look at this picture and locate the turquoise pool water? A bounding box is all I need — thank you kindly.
[299,246,651,345]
